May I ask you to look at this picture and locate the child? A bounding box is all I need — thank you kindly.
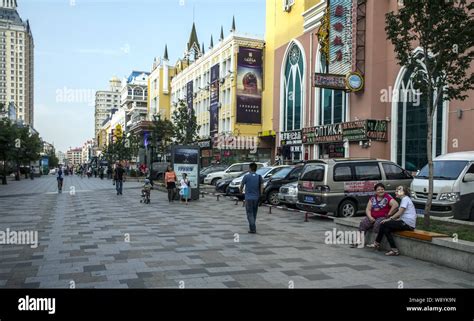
[179,173,191,205]
[141,179,152,204]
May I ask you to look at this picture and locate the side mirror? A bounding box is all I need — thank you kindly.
[267,174,273,178]
[463,173,474,183]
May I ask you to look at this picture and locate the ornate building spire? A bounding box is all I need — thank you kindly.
[209,35,214,49]
[219,25,224,41]
[187,22,201,61]
[231,15,236,32]
[163,44,169,61]
[0,0,17,9]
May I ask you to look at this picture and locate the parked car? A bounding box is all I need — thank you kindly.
[278,182,298,207]
[199,164,228,184]
[204,162,265,185]
[49,168,57,175]
[227,166,288,199]
[297,158,413,217]
[411,151,474,221]
[263,165,304,205]
[150,162,170,181]
[215,172,248,194]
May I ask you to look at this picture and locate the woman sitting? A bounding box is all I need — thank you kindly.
[351,183,398,248]
[367,185,417,256]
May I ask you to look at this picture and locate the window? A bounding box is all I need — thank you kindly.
[354,163,382,181]
[300,164,325,182]
[289,167,303,180]
[282,42,304,131]
[334,165,352,182]
[382,163,411,180]
[227,165,242,173]
[467,164,474,174]
[318,54,346,125]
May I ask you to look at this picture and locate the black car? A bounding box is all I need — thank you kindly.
[215,172,247,195]
[262,165,304,205]
[199,164,228,184]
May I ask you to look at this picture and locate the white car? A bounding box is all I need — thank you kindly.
[227,166,290,197]
[204,162,265,185]
[49,168,57,175]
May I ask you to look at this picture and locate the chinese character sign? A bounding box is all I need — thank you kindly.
[210,64,220,135]
[329,0,353,75]
[236,47,263,124]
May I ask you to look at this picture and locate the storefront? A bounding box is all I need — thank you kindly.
[196,139,213,168]
[209,134,272,165]
[279,130,303,163]
[302,119,388,158]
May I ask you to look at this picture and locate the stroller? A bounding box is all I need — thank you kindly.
[140,179,152,204]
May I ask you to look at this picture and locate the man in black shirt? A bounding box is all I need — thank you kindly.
[115,163,125,195]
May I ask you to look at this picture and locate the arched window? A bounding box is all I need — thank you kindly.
[318,55,346,125]
[282,42,304,131]
[395,67,444,171]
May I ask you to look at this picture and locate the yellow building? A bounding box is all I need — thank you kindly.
[263,0,324,162]
[170,21,270,165]
[148,46,176,120]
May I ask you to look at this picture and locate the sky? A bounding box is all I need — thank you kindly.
[17,0,266,153]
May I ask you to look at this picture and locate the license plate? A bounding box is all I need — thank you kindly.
[304,196,315,203]
[416,209,425,215]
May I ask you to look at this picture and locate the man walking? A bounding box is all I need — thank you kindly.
[240,163,263,234]
[115,163,125,195]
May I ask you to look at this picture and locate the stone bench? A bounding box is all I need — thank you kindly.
[334,217,474,274]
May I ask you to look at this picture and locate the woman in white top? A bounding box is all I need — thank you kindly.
[367,185,417,256]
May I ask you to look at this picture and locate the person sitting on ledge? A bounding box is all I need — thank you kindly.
[351,183,398,248]
[366,185,417,256]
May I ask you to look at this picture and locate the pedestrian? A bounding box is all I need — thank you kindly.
[29,165,34,180]
[179,173,191,205]
[239,163,263,234]
[99,166,104,180]
[165,166,177,202]
[367,186,417,256]
[114,163,125,195]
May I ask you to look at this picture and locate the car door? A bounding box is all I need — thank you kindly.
[352,162,383,211]
[225,164,243,179]
[460,163,474,220]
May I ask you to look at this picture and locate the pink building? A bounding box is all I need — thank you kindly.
[272,0,474,171]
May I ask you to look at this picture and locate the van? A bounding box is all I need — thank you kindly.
[297,158,413,217]
[410,151,474,221]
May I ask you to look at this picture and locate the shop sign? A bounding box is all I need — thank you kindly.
[329,0,353,75]
[346,72,364,92]
[280,130,302,146]
[197,139,212,149]
[314,73,347,90]
[303,120,388,144]
[302,123,343,144]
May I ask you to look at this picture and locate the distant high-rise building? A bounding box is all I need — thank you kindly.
[94,77,121,140]
[0,0,34,126]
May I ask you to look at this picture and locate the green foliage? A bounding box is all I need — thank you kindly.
[385,0,474,227]
[150,113,174,156]
[172,99,200,145]
[102,135,140,164]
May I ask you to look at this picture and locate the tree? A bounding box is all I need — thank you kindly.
[150,114,174,160]
[102,135,140,164]
[172,99,200,145]
[386,0,474,228]
[47,149,59,169]
[0,118,17,184]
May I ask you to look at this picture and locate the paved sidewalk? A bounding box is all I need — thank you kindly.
[0,176,472,289]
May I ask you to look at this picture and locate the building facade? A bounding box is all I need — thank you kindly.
[121,71,150,132]
[0,0,34,127]
[94,77,121,140]
[266,0,474,171]
[148,46,175,120]
[171,22,269,166]
[66,148,82,166]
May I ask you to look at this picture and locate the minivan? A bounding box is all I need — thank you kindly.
[297,158,413,217]
[411,151,474,221]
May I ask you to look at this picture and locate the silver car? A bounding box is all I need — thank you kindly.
[278,182,298,206]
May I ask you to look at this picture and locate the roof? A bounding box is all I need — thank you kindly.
[0,8,24,25]
[187,22,199,51]
[127,71,150,83]
[435,151,474,161]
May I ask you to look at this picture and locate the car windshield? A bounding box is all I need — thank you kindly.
[417,161,468,180]
[256,167,272,176]
[271,167,293,179]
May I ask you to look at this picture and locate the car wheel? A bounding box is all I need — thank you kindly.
[338,199,357,217]
[267,190,280,206]
[211,178,219,186]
